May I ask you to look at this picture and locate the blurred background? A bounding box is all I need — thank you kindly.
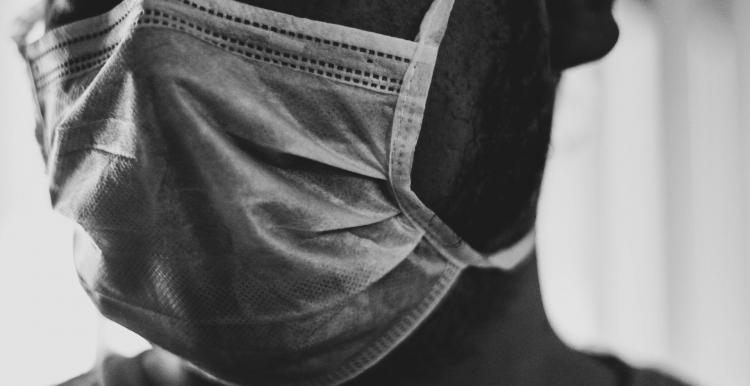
[0,0,748,385]
[539,1,750,385]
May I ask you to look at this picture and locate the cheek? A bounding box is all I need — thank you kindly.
[413,0,558,251]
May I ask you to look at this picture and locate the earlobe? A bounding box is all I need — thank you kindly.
[547,0,620,70]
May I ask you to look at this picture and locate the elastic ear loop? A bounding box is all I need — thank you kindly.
[390,0,537,271]
[387,0,471,265]
[414,0,455,46]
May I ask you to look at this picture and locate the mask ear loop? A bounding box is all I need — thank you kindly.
[414,0,455,45]
[387,0,469,264]
[387,0,455,192]
[388,0,538,271]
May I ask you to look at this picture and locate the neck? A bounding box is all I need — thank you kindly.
[351,253,618,385]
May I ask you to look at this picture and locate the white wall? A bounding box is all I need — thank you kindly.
[0,2,99,384]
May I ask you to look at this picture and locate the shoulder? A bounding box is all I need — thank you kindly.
[589,354,692,386]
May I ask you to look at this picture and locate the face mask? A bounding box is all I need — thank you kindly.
[17,0,535,384]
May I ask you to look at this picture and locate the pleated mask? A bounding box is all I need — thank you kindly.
[16,0,536,384]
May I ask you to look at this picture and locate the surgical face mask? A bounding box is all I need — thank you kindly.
[16,0,535,384]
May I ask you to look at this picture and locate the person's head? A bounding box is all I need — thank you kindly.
[37,1,619,384]
[45,1,617,255]
[224,0,619,253]
[185,0,620,253]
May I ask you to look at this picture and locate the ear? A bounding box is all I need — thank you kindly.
[546,0,620,70]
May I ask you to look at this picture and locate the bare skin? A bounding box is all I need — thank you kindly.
[42,1,685,386]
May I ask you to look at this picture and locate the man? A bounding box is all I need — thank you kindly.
[23,0,685,384]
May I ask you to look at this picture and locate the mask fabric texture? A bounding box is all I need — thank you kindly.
[16,0,535,384]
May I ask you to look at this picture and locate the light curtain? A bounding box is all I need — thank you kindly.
[539,1,750,385]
